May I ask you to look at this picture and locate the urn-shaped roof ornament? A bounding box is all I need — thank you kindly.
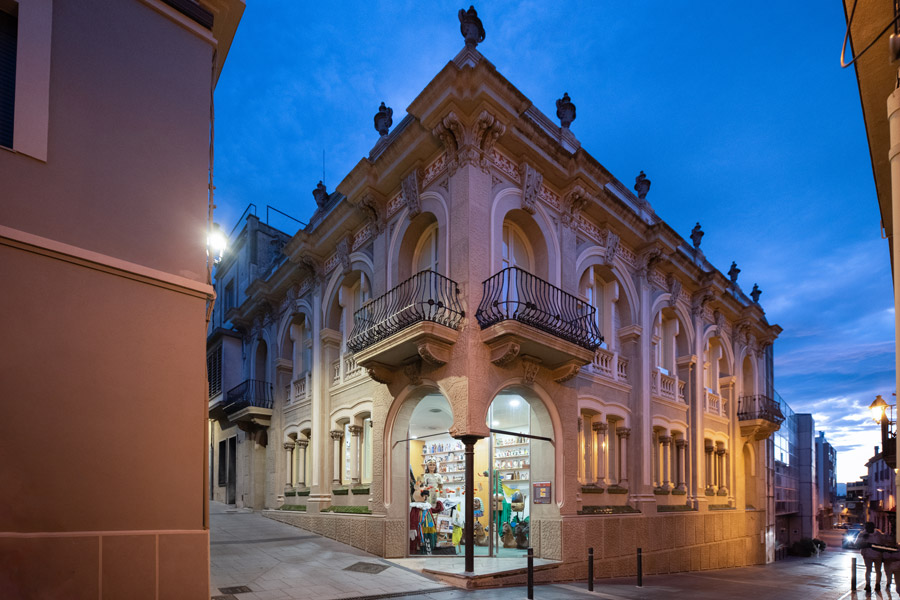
[312,181,329,207]
[750,284,762,303]
[634,171,651,199]
[459,6,485,48]
[556,92,576,128]
[374,102,393,137]
[690,222,704,249]
[728,261,740,284]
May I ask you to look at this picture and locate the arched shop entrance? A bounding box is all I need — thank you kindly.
[402,389,555,559]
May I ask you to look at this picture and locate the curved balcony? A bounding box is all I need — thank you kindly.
[223,379,274,430]
[475,267,603,380]
[347,270,464,382]
[737,394,784,440]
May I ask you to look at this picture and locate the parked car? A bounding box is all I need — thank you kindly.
[835,523,849,529]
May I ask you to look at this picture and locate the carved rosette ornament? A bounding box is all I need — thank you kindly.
[401,170,421,220]
[561,185,589,228]
[634,171,651,200]
[521,164,542,215]
[556,92,576,128]
[374,102,393,137]
[458,5,485,48]
[431,110,506,175]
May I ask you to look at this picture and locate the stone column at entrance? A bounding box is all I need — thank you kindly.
[675,438,687,491]
[457,435,482,574]
[283,443,294,488]
[331,430,344,486]
[593,422,607,486]
[349,425,362,485]
[660,435,672,489]
[296,439,308,487]
[617,428,631,486]
[583,418,593,485]
[705,443,715,493]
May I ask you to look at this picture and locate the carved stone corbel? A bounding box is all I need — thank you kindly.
[551,361,582,383]
[336,235,352,276]
[490,341,520,366]
[561,185,589,228]
[401,170,421,220]
[521,355,541,385]
[637,243,665,282]
[602,229,619,264]
[691,290,715,319]
[365,363,394,384]
[473,110,506,171]
[417,340,451,367]
[432,112,464,174]
[666,274,682,308]
[403,360,422,386]
[357,192,384,234]
[521,163,542,215]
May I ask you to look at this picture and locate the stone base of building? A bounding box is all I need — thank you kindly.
[264,509,767,587]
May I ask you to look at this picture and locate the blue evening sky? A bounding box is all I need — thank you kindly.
[212,2,894,483]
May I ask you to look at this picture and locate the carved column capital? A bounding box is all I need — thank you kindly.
[348,425,363,436]
[659,435,672,446]
[330,430,344,441]
[716,448,727,457]
[283,442,295,451]
[674,438,686,448]
[592,422,608,433]
[296,439,309,449]
[616,427,631,439]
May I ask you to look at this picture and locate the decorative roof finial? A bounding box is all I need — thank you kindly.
[634,171,651,199]
[690,222,704,249]
[750,284,761,303]
[728,261,740,284]
[374,102,393,137]
[459,6,485,49]
[312,181,328,207]
[556,92,576,128]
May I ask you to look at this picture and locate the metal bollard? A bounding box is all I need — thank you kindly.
[637,547,643,587]
[851,557,857,590]
[527,547,534,599]
[588,547,594,591]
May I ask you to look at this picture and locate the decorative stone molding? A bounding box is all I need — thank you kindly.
[403,360,422,385]
[714,310,726,336]
[401,170,421,220]
[561,185,589,228]
[551,361,581,383]
[659,435,672,446]
[417,340,451,366]
[294,255,323,284]
[521,355,541,385]
[691,289,715,319]
[330,430,344,441]
[283,442,294,451]
[521,163,542,215]
[674,438,686,448]
[432,110,506,175]
[489,341,520,365]
[637,243,665,282]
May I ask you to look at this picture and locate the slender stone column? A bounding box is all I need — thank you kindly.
[283,443,294,488]
[296,439,308,487]
[651,431,659,487]
[577,417,584,483]
[717,448,728,495]
[331,430,344,486]
[675,438,687,491]
[660,435,672,489]
[349,425,363,485]
[617,428,631,486]
[583,417,594,485]
[705,443,715,493]
[593,422,607,486]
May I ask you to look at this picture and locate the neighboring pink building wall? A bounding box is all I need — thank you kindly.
[0,0,242,597]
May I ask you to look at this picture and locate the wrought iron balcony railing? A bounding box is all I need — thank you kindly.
[223,379,274,413]
[737,394,784,424]
[347,270,464,353]
[475,266,603,351]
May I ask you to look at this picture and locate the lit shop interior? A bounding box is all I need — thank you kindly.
[406,391,555,557]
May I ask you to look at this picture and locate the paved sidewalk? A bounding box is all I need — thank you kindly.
[212,506,865,600]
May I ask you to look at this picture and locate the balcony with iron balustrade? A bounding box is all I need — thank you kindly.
[475,267,603,382]
[347,270,465,383]
[222,378,274,430]
[737,394,784,440]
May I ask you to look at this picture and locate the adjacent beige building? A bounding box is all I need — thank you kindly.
[0,1,242,597]
[208,8,783,584]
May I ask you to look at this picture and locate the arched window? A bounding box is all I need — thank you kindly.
[414,223,439,274]
[581,267,619,351]
[502,222,533,272]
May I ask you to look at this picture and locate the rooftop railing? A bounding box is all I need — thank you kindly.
[347,270,464,353]
[475,266,603,351]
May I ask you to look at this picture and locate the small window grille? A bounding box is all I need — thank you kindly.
[207,346,222,398]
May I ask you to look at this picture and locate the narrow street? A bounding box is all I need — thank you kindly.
[211,505,871,600]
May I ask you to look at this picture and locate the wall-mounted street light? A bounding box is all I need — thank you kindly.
[208,222,227,264]
[871,395,889,423]
[869,394,897,470]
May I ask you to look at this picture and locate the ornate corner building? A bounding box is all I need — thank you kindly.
[207,8,784,580]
